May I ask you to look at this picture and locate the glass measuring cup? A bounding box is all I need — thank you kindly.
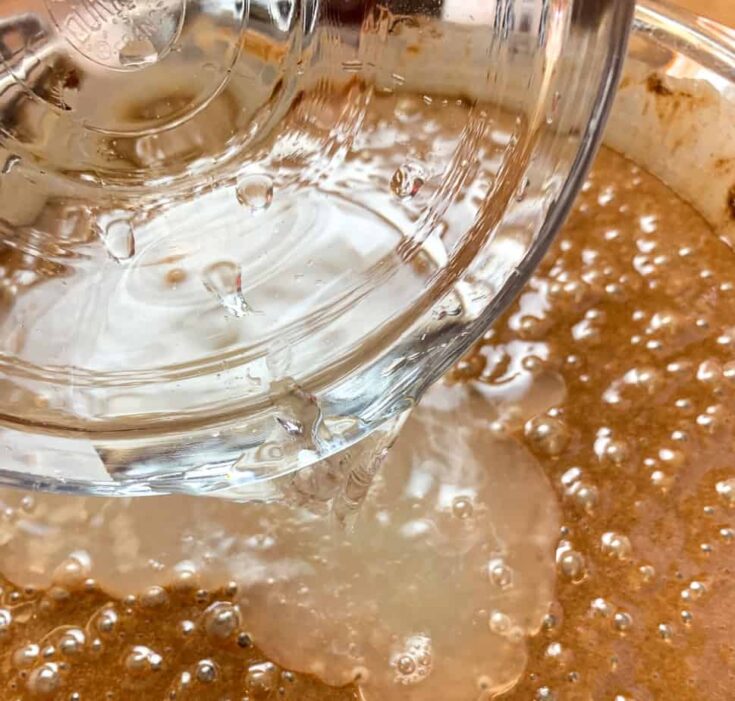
[0,0,632,495]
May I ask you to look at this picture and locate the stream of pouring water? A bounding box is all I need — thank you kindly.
[0,375,563,700]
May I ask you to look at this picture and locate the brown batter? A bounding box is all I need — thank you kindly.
[0,147,734,699]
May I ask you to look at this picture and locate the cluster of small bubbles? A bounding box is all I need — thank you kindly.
[390,162,425,199]
[451,495,474,519]
[204,601,241,639]
[488,557,514,590]
[680,580,706,602]
[696,404,726,433]
[27,662,60,695]
[124,645,164,675]
[600,531,632,560]
[195,659,218,683]
[390,634,432,686]
[524,415,570,456]
[561,467,599,512]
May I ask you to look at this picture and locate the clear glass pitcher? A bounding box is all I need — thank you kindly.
[0,0,632,495]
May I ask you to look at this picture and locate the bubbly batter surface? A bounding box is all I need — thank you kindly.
[0,147,733,700]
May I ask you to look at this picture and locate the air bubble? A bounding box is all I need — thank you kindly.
[59,629,86,655]
[715,478,735,507]
[203,601,241,640]
[27,662,60,696]
[14,644,40,666]
[488,557,514,590]
[195,659,218,683]
[570,482,598,512]
[545,642,564,661]
[396,655,416,675]
[451,496,473,519]
[613,611,633,632]
[524,416,570,456]
[236,174,274,212]
[600,531,632,560]
[202,261,253,318]
[101,220,135,262]
[180,620,196,636]
[246,662,278,698]
[96,608,118,634]
[141,586,168,607]
[590,597,613,617]
[390,163,425,199]
[657,623,673,641]
[556,546,586,582]
[488,610,512,635]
